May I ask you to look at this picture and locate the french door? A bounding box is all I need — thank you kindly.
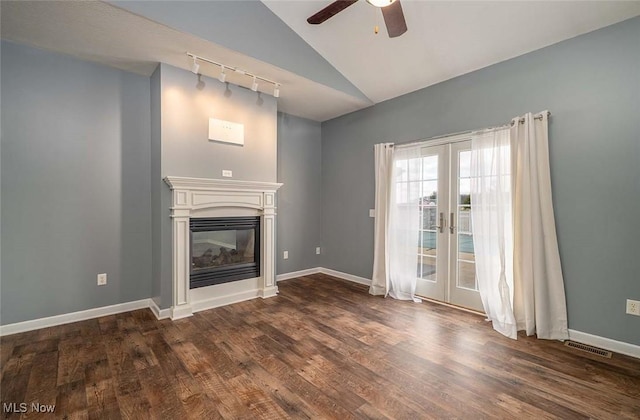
[411,141,483,312]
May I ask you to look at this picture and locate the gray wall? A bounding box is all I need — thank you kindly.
[155,64,278,308]
[159,64,277,182]
[0,41,152,324]
[321,17,640,345]
[276,113,322,275]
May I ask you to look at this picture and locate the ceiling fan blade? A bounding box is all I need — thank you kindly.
[381,0,407,38]
[307,0,359,25]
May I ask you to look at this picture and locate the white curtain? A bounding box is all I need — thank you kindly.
[471,111,569,340]
[470,127,517,338]
[370,142,422,302]
[511,112,569,340]
[370,143,394,296]
[388,145,422,302]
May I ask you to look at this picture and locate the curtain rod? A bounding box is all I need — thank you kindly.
[394,111,551,149]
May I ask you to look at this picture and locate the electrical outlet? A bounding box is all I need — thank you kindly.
[316,247,321,255]
[283,251,289,260]
[97,273,107,286]
[627,299,640,316]
[222,170,232,178]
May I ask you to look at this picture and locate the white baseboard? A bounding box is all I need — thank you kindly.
[319,267,372,287]
[276,266,372,287]
[260,286,279,299]
[190,289,261,313]
[0,299,150,336]
[569,329,640,359]
[276,267,321,282]
[149,298,171,320]
[171,304,194,320]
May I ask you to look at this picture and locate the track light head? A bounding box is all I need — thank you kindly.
[251,76,258,92]
[191,56,200,74]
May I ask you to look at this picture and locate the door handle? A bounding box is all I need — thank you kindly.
[450,212,455,234]
[432,212,445,233]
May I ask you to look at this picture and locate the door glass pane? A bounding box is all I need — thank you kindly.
[422,156,438,180]
[457,150,477,290]
[420,255,437,280]
[418,155,438,283]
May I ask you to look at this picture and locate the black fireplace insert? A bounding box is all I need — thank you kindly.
[190,216,260,289]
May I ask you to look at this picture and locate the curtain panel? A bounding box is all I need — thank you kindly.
[511,112,569,340]
[471,111,569,340]
[370,143,422,301]
[470,127,517,338]
[370,143,394,296]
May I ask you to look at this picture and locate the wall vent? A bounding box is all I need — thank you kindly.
[564,341,612,358]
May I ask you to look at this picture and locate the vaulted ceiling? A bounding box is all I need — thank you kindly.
[2,1,639,121]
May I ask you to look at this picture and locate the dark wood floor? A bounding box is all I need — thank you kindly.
[1,274,639,419]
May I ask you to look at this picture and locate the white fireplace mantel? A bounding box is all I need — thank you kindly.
[164,176,283,320]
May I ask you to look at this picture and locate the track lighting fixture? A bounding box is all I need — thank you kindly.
[186,52,281,97]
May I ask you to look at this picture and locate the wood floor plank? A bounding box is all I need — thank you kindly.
[21,350,58,417]
[2,274,639,419]
[85,378,121,420]
[55,380,88,419]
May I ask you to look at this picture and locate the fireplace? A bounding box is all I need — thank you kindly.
[164,176,282,320]
[190,217,260,288]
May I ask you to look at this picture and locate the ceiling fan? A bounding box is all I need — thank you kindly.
[307,0,407,38]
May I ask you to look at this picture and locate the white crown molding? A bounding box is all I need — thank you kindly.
[164,176,283,192]
[568,329,640,359]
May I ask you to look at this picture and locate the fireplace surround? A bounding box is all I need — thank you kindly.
[164,176,282,320]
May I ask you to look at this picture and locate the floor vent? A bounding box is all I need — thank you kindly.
[564,341,612,358]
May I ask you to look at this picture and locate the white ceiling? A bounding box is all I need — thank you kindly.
[264,0,640,104]
[2,1,639,121]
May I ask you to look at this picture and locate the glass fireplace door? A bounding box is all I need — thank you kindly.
[190,217,260,288]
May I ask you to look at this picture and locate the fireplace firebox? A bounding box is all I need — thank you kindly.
[190,217,260,289]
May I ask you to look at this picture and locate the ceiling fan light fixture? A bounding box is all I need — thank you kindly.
[366,0,396,8]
